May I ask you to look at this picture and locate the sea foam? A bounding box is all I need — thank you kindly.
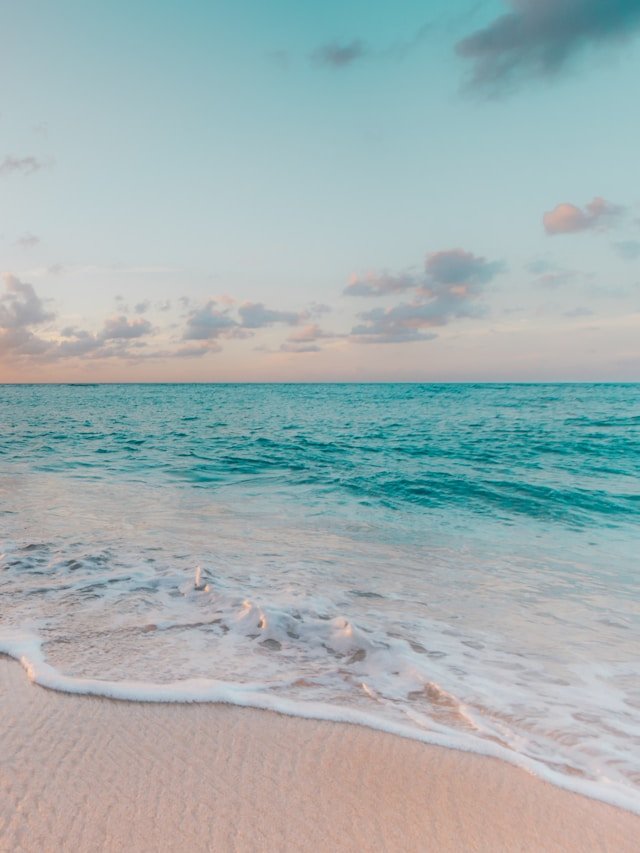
[1,626,639,817]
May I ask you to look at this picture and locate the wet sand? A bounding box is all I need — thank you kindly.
[1,658,637,852]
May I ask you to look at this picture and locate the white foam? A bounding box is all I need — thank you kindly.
[1,628,639,817]
[2,471,639,819]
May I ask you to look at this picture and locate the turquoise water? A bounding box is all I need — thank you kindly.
[1,384,639,810]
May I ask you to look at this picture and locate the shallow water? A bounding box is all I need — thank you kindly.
[1,383,639,811]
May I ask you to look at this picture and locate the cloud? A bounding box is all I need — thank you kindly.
[0,155,45,177]
[613,239,640,259]
[0,275,161,364]
[172,344,217,358]
[55,330,105,359]
[279,342,321,353]
[14,234,40,250]
[421,249,502,295]
[0,280,332,366]
[286,323,326,343]
[310,23,432,70]
[0,275,55,358]
[347,248,501,343]
[54,314,153,359]
[346,249,502,299]
[351,303,441,344]
[0,326,52,357]
[345,271,417,297]
[307,302,331,316]
[456,0,640,94]
[279,323,333,352]
[543,197,624,234]
[313,40,367,68]
[254,322,336,355]
[216,293,237,308]
[238,302,303,328]
[183,300,237,340]
[101,315,152,340]
[0,274,54,329]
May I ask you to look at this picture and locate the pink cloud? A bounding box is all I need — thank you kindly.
[543,197,623,235]
[287,323,324,343]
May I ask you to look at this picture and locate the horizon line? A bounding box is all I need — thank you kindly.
[1,380,638,387]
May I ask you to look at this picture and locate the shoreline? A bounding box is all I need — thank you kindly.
[3,635,639,818]
[2,657,638,852]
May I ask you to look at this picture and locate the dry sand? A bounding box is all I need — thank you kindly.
[1,658,638,852]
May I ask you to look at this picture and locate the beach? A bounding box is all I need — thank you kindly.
[2,657,638,853]
[3,0,640,844]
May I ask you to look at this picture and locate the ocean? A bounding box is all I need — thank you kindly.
[1,383,638,812]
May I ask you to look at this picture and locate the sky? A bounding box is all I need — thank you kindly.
[1,0,639,382]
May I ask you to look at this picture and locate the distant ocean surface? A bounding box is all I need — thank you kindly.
[1,383,638,811]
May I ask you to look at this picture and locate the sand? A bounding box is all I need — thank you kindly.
[1,658,638,852]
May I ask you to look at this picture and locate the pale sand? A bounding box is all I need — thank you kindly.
[1,659,638,853]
